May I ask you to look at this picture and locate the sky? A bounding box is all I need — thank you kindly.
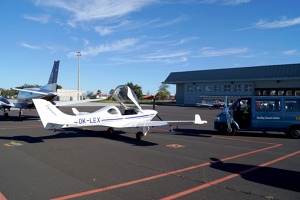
[1,0,299,95]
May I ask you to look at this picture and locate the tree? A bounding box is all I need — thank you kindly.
[85,91,94,98]
[156,84,171,100]
[126,82,143,99]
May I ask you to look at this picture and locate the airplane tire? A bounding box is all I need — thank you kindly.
[4,113,9,121]
[107,127,114,134]
[136,131,143,141]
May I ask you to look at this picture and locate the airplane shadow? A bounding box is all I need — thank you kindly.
[0,115,40,122]
[172,128,293,139]
[210,158,300,192]
[171,128,214,137]
[0,129,158,146]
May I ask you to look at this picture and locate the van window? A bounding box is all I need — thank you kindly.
[285,99,300,112]
[255,99,281,112]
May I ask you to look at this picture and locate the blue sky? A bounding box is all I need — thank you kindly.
[1,0,299,95]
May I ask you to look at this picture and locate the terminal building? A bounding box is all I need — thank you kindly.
[163,63,300,105]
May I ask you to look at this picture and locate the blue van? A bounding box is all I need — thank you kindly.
[214,96,300,138]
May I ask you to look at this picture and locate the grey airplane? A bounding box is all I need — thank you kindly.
[0,60,101,120]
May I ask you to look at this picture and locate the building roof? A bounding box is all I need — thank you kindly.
[163,63,300,84]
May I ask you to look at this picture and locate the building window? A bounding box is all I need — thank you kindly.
[244,84,253,92]
[255,90,261,96]
[224,85,231,92]
[195,85,202,92]
[214,85,221,92]
[234,84,241,92]
[286,90,293,96]
[205,85,212,92]
[270,90,276,96]
[187,85,193,93]
[278,90,285,95]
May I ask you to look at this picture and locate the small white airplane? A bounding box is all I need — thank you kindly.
[197,100,225,109]
[33,85,207,140]
[0,61,105,120]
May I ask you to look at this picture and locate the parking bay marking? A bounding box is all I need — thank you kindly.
[51,138,282,200]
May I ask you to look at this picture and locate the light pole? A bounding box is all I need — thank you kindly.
[76,51,81,100]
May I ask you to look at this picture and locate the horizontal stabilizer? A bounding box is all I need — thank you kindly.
[195,114,207,124]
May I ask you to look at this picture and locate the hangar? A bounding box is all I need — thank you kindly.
[163,63,300,105]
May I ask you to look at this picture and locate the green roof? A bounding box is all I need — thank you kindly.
[164,63,300,84]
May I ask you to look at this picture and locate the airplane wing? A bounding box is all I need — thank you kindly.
[54,98,107,107]
[12,88,50,95]
[122,114,207,128]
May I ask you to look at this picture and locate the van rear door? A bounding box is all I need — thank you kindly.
[283,98,300,130]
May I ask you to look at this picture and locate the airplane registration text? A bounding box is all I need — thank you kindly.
[79,117,101,124]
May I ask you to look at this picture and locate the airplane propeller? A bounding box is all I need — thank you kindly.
[224,96,238,135]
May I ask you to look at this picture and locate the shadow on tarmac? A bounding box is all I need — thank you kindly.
[171,129,214,137]
[172,129,293,139]
[210,158,300,193]
[0,115,40,122]
[0,129,158,146]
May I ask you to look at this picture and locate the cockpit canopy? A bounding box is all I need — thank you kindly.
[113,85,142,114]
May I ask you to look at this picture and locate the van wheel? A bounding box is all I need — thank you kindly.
[226,124,237,136]
[289,127,300,139]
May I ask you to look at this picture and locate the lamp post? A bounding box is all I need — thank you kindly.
[76,51,81,100]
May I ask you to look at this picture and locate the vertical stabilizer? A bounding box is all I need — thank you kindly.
[33,99,74,129]
[41,60,60,92]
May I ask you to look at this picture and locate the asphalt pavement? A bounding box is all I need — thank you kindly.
[0,104,299,200]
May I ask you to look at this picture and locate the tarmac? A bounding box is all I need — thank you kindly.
[0,104,299,200]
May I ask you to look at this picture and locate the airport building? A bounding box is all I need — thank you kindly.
[163,63,300,105]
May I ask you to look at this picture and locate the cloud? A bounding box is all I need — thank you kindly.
[172,37,199,46]
[69,38,139,57]
[199,0,250,5]
[152,15,188,28]
[95,26,114,36]
[283,49,300,56]
[142,50,190,59]
[20,42,42,50]
[253,16,300,29]
[198,46,249,57]
[23,14,50,23]
[34,0,156,23]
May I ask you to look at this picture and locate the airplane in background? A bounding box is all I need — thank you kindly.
[33,85,207,140]
[196,99,225,109]
[0,61,105,120]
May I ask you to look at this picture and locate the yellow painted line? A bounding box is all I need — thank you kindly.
[4,141,23,147]
[166,144,185,148]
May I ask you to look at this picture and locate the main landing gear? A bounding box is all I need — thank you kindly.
[1,109,10,120]
[106,127,150,141]
[1,108,23,120]
[136,126,150,141]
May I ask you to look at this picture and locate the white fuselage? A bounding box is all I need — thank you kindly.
[61,105,158,129]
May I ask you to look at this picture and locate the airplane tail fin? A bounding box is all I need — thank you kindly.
[194,114,208,124]
[41,60,60,92]
[33,99,73,129]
